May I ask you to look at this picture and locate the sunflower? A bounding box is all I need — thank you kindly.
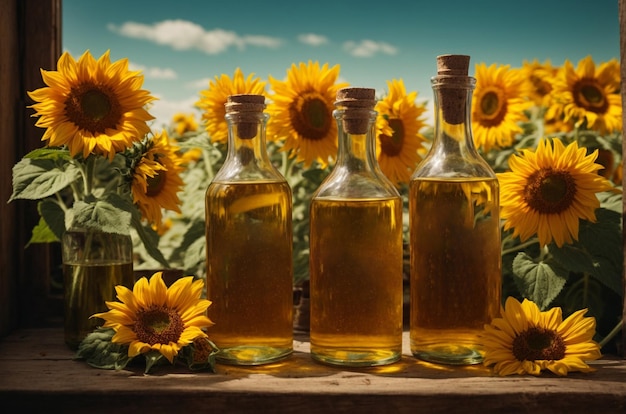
[521,59,558,107]
[545,56,621,134]
[171,112,199,136]
[27,50,155,160]
[92,272,214,363]
[472,63,532,152]
[375,79,428,185]
[266,61,349,168]
[497,138,613,247]
[481,297,601,376]
[196,68,266,144]
[132,130,185,231]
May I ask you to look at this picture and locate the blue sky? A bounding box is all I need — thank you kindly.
[62,0,620,128]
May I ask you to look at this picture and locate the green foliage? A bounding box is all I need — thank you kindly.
[76,327,132,370]
[9,137,170,268]
[76,327,219,374]
[511,253,569,310]
[492,119,623,350]
[9,149,79,202]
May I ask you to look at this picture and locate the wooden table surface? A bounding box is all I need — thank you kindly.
[0,327,625,413]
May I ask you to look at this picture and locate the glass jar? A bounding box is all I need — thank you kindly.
[62,228,134,349]
[309,87,404,367]
[205,94,293,365]
[409,55,502,365]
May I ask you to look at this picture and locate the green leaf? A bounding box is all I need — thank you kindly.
[143,350,168,374]
[71,197,132,234]
[75,327,132,370]
[549,243,597,275]
[183,236,206,274]
[598,190,623,214]
[512,253,569,310]
[38,199,67,241]
[301,168,328,185]
[169,220,204,272]
[10,157,80,201]
[23,147,73,160]
[577,209,623,296]
[131,209,169,268]
[27,216,59,246]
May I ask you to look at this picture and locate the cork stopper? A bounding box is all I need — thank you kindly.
[433,54,473,125]
[437,54,470,76]
[225,94,266,139]
[335,87,376,134]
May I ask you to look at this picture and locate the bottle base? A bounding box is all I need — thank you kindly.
[216,346,293,366]
[311,348,401,367]
[412,344,483,365]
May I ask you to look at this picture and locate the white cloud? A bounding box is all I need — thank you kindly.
[343,40,398,58]
[298,33,328,46]
[147,95,201,130]
[187,77,212,90]
[129,62,178,80]
[108,20,283,54]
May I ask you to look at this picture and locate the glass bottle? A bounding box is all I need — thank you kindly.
[309,87,403,367]
[205,94,293,365]
[62,228,134,350]
[409,55,501,365]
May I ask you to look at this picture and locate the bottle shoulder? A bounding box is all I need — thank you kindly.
[412,152,497,180]
[314,167,401,200]
[213,163,287,183]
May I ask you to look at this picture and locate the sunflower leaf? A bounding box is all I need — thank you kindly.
[131,209,169,268]
[23,147,73,161]
[512,253,569,310]
[598,191,623,214]
[75,327,132,370]
[577,209,623,296]
[71,196,132,234]
[37,199,66,241]
[9,157,80,202]
[144,350,168,374]
[27,215,60,246]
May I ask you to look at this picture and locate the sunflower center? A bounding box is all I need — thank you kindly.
[512,326,566,361]
[289,93,331,141]
[524,168,577,214]
[530,74,552,98]
[379,118,405,156]
[146,170,167,197]
[574,80,608,114]
[478,88,507,126]
[134,306,185,345]
[65,83,122,134]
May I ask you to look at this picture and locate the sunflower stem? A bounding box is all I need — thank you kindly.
[501,238,539,256]
[83,155,97,197]
[598,318,623,350]
[54,192,70,213]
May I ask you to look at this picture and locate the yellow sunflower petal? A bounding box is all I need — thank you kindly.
[28,50,155,159]
[497,138,613,247]
[95,272,213,363]
[266,61,349,168]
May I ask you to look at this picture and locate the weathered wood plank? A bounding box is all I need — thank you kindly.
[0,329,624,413]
